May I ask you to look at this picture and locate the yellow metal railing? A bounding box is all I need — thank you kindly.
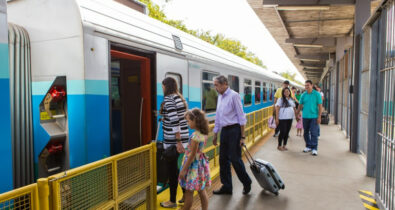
[1,143,157,210]
[0,183,39,210]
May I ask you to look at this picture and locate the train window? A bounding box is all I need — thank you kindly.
[228,75,239,93]
[269,83,273,101]
[263,82,267,102]
[165,72,183,94]
[202,71,219,113]
[111,60,121,109]
[255,81,261,104]
[244,79,252,106]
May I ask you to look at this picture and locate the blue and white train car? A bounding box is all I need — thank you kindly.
[4,0,303,189]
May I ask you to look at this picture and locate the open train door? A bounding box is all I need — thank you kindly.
[110,50,152,154]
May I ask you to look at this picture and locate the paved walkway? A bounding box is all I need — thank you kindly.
[207,120,375,210]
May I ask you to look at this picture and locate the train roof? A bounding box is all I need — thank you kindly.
[7,0,304,88]
[77,0,296,84]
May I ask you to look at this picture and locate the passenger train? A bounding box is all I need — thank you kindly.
[2,0,303,189]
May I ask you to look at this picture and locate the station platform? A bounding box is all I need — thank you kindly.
[203,119,375,210]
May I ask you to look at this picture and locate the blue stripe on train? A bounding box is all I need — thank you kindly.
[0,78,13,193]
[0,44,9,79]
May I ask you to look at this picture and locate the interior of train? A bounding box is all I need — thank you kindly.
[110,45,155,155]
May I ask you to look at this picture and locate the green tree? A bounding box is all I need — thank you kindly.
[280,71,303,85]
[138,0,266,68]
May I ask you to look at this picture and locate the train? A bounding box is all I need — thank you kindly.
[1,0,303,191]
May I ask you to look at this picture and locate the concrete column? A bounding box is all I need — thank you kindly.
[350,0,370,153]
[0,0,13,193]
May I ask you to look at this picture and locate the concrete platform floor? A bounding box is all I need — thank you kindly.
[207,121,375,210]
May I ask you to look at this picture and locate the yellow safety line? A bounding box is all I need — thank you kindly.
[363,202,379,210]
[359,194,377,204]
[359,190,374,196]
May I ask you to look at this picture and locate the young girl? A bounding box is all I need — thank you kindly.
[296,112,303,136]
[179,108,211,210]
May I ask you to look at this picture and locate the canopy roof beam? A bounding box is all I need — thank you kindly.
[300,62,327,68]
[287,37,336,47]
[296,54,329,60]
[263,0,356,6]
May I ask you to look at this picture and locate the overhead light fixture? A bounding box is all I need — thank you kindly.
[300,58,322,62]
[294,44,324,48]
[277,5,330,11]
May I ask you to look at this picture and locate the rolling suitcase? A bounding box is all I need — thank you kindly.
[321,112,330,125]
[243,145,285,195]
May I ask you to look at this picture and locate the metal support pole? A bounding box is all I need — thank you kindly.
[37,178,50,210]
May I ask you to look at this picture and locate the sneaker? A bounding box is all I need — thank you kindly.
[312,150,318,156]
[303,147,312,153]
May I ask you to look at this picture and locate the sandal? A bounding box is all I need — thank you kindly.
[160,201,177,208]
[178,198,184,204]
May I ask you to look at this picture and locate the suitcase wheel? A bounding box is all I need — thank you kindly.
[282,185,285,190]
[274,192,279,196]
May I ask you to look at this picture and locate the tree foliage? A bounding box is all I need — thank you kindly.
[280,71,303,85]
[139,0,266,68]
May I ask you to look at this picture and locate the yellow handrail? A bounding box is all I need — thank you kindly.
[0,183,39,210]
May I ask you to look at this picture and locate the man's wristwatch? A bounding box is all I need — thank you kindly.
[241,136,246,139]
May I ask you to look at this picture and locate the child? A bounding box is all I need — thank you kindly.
[296,112,303,136]
[179,108,211,210]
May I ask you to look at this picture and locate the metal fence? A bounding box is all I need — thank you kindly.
[0,143,157,210]
[377,0,395,209]
[0,184,39,209]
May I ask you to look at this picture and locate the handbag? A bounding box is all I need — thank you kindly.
[156,142,169,183]
[162,145,178,162]
[268,116,277,129]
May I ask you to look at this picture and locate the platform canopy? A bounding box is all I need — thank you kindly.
[247,0,381,83]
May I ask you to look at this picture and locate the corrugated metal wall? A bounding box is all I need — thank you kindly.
[8,23,34,188]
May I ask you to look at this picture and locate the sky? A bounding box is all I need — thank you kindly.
[152,0,305,83]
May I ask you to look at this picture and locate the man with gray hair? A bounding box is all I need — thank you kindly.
[212,75,252,195]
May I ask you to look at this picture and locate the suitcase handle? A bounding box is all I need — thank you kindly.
[242,144,255,166]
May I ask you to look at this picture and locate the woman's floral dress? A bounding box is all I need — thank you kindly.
[178,131,211,191]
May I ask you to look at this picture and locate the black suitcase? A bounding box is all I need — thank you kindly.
[321,112,330,124]
[243,145,285,195]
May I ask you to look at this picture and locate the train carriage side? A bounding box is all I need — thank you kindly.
[5,0,288,187]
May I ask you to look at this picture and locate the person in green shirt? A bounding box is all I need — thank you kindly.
[295,90,301,109]
[296,80,322,156]
[203,84,218,112]
[295,90,301,101]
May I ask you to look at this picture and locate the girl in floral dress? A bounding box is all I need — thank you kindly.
[179,108,211,210]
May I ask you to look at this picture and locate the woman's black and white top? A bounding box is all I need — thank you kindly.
[275,98,296,120]
[161,94,189,149]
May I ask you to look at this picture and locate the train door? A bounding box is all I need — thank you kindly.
[110,50,152,155]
